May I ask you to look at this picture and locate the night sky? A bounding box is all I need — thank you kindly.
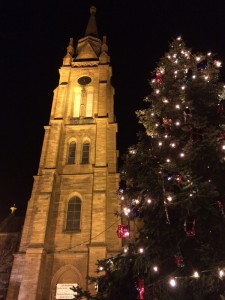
[1,0,225,219]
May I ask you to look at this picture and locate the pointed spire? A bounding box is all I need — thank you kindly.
[85,6,98,38]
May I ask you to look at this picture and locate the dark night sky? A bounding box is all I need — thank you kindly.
[1,0,225,219]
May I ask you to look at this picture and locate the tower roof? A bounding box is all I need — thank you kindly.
[84,6,98,38]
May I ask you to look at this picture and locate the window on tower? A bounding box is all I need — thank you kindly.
[66,196,81,231]
[67,141,76,164]
[81,141,90,164]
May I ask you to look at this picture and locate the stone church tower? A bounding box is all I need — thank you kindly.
[7,6,121,300]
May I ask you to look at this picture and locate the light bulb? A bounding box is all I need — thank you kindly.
[147,198,152,204]
[139,248,144,253]
[219,270,224,278]
[193,271,199,278]
[153,266,158,272]
[169,278,177,287]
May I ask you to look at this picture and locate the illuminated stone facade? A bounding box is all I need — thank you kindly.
[7,7,121,300]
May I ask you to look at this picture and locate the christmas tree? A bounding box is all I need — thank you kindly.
[75,37,225,300]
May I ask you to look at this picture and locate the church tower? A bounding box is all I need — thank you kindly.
[7,7,121,300]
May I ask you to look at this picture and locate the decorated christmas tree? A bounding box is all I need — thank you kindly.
[75,37,225,300]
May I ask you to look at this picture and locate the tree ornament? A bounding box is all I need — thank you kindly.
[137,279,144,300]
[184,215,196,236]
[117,224,129,238]
[216,201,225,217]
[162,117,172,134]
[197,59,208,71]
[184,107,192,122]
[184,68,192,85]
[174,252,185,268]
[130,205,140,218]
[154,69,163,84]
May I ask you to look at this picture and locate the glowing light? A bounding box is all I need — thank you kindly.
[196,56,201,61]
[193,271,200,278]
[123,207,130,216]
[155,89,160,94]
[192,75,196,79]
[181,85,186,90]
[169,278,177,287]
[121,195,124,200]
[158,141,163,146]
[147,198,152,204]
[153,266,158,272]
[175,121,180,126]
[167,196,173,202]
[99,266,104,271]
[177,36,181,41]
[207,52,211,56]
[162,98,169,103]
[180,152,185,157]
[204,75,209,80]
[164,134,168,138]
[214,60,222,67]
[124,247,128,253]
[151,112,154,116]
[175,104,180,109]
[166,158,171,163]
[222,145,225,150]
[155,123,159,127]
[189,193,193,197]
[219,270,224,278]
[170,143,176,148]
[139,248,144,253]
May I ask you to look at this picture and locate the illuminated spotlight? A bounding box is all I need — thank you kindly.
[169,278,177,287]
[193,271,199,278]
[153,266,158,272]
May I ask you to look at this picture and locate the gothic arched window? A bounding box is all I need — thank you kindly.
[67,141,76,164]
[81,141,90,164]
[66,197,81,231]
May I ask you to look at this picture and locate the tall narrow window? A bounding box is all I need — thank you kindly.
[81,141,90,164]
[66,197,81,231]
[86,91,93,117]
[67,141,76,164]
[73,90,81,117]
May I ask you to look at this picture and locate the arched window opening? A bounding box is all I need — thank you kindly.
[81,141,90,164]
[67,141,76,164]
[66,197,81,231]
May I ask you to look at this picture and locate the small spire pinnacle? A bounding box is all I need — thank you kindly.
[85,6,98,38]
[67,37,74,56]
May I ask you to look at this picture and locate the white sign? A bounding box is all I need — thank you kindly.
[56,283,78,299]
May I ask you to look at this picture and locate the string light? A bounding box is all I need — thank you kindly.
[169,278,177,287]
[193,271,200,278]
[219,270,224,278]
[153,266,158,272]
